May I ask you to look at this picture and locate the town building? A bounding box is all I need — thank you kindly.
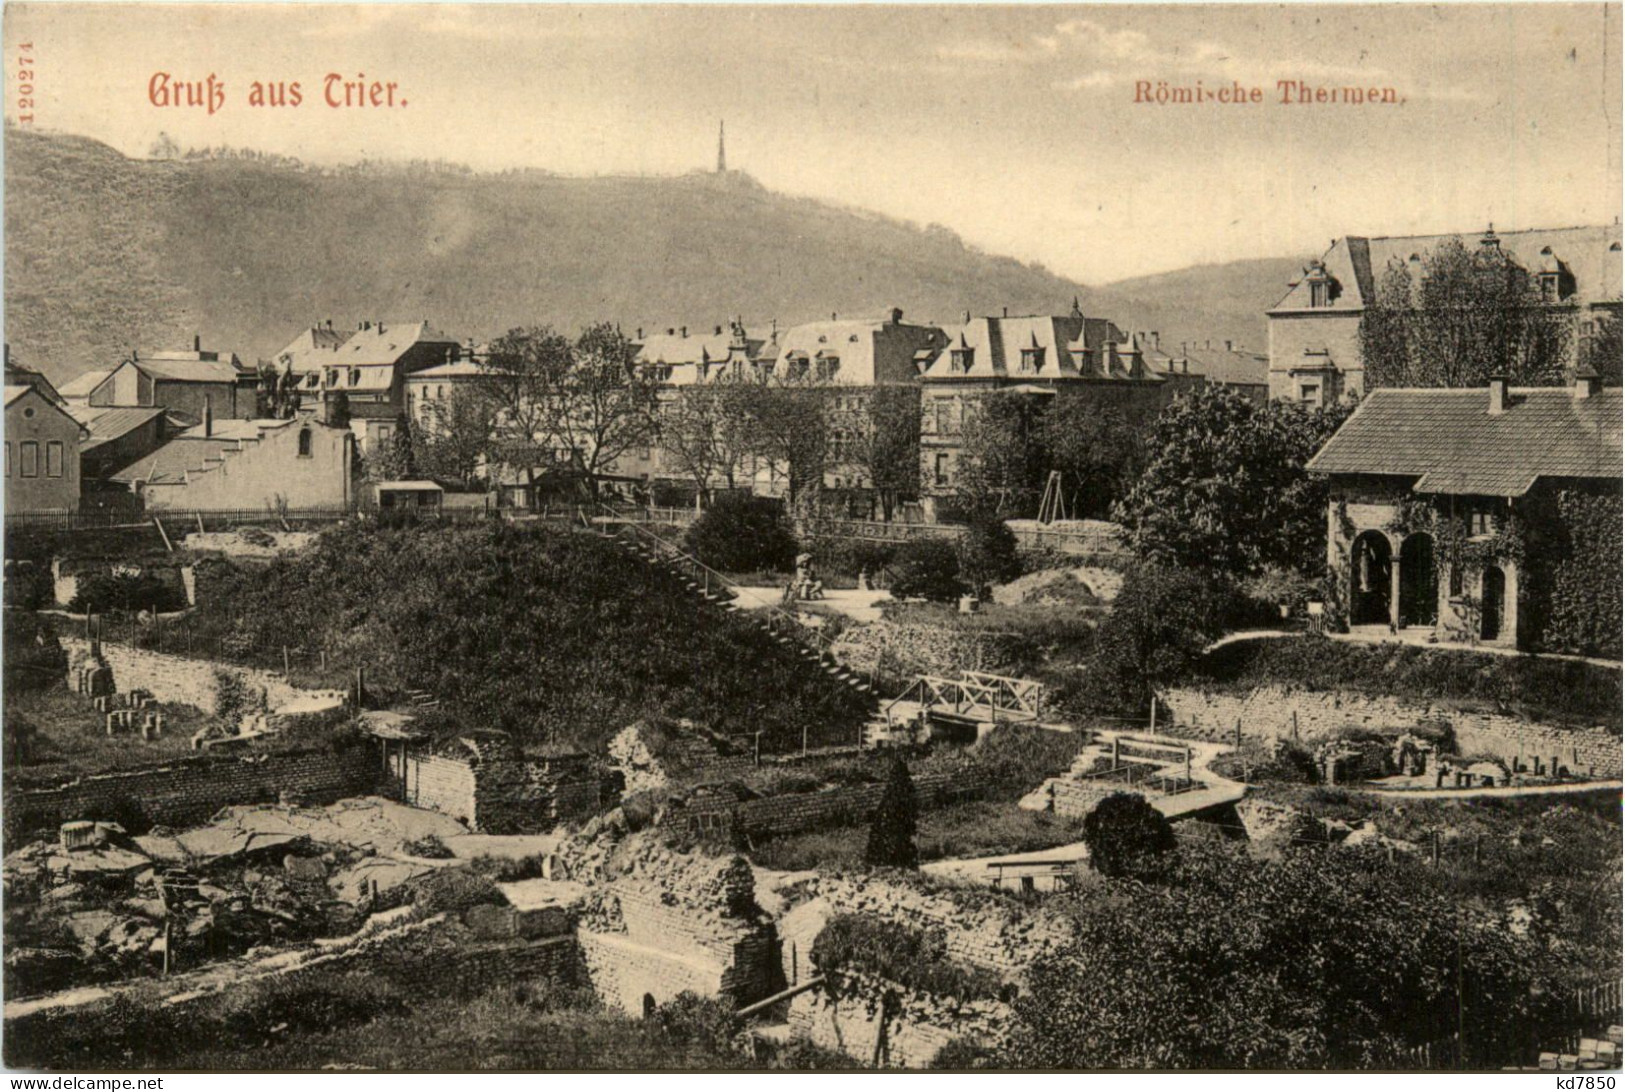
[1306,372,1622,650]
[271,320,356,413]
[86,337,257,423]
[300,320,465,455]
[917,307,1171,518]
[72,406,177,492]
[1131,332,1269,402]
[4,384,85,513]
[1268,224,1624,406]
[57,368,115,407]
[107,417,356,512]
[403,348,493,435]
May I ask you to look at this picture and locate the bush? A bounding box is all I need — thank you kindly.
[213,669,261,724]
[403,834,455,859]
[810,914,1003,1002]
[887,539,963,602]
[4,559,54,610]
[66,570,187,615]
[1081,792,1178,879]
[805,537,897,581]
[683,494,795,573]
[3,611,66,693]
[957,514,1020,593]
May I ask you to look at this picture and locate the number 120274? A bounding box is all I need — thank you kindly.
[16,41,34,124]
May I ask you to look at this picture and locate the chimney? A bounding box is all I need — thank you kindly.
[193,333,201,353]
[1574,364,1603,401]
[1224,340,1233,352]
[1152,331,1160,350]
[961,310,972,324]
[1002,306,1009,318]
[666,328,675,336]
[888,307,904,325]
[831,312,838,322]
[203,394,214,437]
[1488,375,1509,415]
[715,325,723,336]
[636,328,644,340]
[680,326,688,338]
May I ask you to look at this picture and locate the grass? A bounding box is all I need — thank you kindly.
[5,682,214,786]
[749,800,1086,872]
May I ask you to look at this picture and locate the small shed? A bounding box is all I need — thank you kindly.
[375,480,444,510]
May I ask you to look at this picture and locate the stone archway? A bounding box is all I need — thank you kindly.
[1480,566,1506,642]
[1398,533,1438,628]
[1349,530,1393,627]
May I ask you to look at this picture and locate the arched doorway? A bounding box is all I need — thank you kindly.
[1480,566,1506,642]
[1398,533,1438,628]
[1349,531,1393,626]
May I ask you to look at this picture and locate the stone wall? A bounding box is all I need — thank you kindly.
[62,637,339,720]
[5,746,380,837]
[397,747,605,834]
[1160,684,1621,777]
[787,972,1012,1069]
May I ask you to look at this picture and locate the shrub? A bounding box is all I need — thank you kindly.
[213,668,260,724]
[683,494,795,573]
[957,514,1020,593]
[66,571,186,615]
[887,539,963,602]
[1081,792,1178,879]
[805,537,897,581]
[864,757,919,869]
[650,993,742,1057]
[4,559,54,610]
[403,834,455,859]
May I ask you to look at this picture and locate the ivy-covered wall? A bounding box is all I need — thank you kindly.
[1521,487,1623,659]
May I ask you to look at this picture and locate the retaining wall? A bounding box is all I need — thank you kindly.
[62,637,329,716]
[1159,684,1621,777]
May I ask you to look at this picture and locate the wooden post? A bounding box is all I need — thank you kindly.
[283,646,291,676]
[356,666,366,708]
[1292,711,1299,742]
[1112,735,1120,767]
[1149,694,1157,734]
[754,730,763,767]
[1235,718,1242,748]
[320,649,327,672]
[802,722,808,758]
[1186,747,1193,785]
[162,918,172,976]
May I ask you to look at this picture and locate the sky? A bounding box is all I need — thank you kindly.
[3,2,1620,285]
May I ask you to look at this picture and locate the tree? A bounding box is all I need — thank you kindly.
[658,381,754,501]
[389,412,417,479]
[954,392,1048,519]
[1360,235,1574,389]
[327,390,352,429]
[1112,386,1352,576]
[864,757,918,869]
[956,511,1019,594]
[681,493,795,573]
[736,378,831,511]
[834,386,921,520]
[1040,396,1148,519]
[418,386,498,489]
[552,323,659,485]
[482,325,573,494]
[1081,792,1177,879]
[148,131,181,160]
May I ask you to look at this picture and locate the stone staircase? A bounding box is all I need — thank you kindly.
[586,513,882,716]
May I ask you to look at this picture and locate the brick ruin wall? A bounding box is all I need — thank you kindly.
[1159,684,1621,778]
[402,753,603,834]
[787,973,1012,1069]
[5,746,379,838]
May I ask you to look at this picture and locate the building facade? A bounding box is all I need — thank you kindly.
[108,418,355,512]
[5,384,85,513]
[916,309,1171,518]
[1268,224,1624,406]
[1307,374,1622,650]
[87,337,256,423]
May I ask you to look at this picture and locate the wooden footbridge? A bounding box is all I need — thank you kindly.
[881,671,1047,744]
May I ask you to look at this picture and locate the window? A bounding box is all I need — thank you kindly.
[1309,282,1329,308]
[349,368,361,387]
[950,348,974,374]
[934,453,951,486]
[1299,383,1320,405]
[298,427,313,458]
[436,385,444,399]
[1540,274,1559,302]
[934,399,962,436]
[45,441,63,478]
[1019,348,1045,373]
[1449,565,1463,597]
[19,441,38,478]
[1471,508,1498,536]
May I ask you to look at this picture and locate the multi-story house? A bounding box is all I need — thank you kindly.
[917,307,1171,520]
[306,320,465,455]
[1268,224,1623,406]
[1130,331,1269,402]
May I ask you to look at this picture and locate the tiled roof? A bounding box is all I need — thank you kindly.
[407,360,490,380]
[921,314,1147,382]
[274,326,356,373]
[1272,224,1622,313]
[1306,386,1623,495]
[1179,343,1269,387]
[334,321,458,366]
